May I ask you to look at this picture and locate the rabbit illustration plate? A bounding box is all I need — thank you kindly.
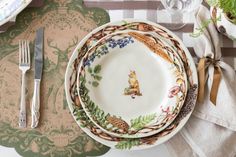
[77,31,188,138]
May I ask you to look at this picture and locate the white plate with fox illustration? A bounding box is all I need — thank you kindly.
[77,31,188,138]
[65,19,198,150]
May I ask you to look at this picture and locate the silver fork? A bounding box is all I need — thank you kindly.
[19,40,30,128]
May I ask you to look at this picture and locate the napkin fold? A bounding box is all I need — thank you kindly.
[192,5,236,131]
[166,5,236,157]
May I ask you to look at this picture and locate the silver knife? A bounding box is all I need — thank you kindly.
[31,27,44,128]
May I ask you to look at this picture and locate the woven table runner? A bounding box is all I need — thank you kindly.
[0,0,110,156]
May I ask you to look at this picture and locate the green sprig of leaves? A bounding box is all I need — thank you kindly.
[115,139,141,149]
[73,107,93,128]
[130,113,157,130]
[190,15,221,38]
[87,64,102,87]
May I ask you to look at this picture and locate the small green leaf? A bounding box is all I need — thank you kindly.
[79,75,85,82]
[92,81,99,87]
[88,67,93,73]
[94,75,102,81]
[91,73,95,77]
[94,65,102,73]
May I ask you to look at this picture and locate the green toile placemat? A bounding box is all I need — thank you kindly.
[0,0,110,156]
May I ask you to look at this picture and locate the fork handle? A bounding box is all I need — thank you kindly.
[19,72,26,128]
[31,79,41,128]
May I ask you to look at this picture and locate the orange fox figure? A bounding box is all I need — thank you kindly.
[124,70,142,99]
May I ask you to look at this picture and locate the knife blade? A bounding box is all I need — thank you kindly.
[34,28,43,80]
[31,27,44,128]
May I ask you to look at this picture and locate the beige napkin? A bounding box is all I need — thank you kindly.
[165,5,236,157]
[192,5,236,130]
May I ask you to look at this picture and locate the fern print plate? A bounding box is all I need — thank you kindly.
[65,19,198,150]
[0,0,32,26]
[77,31,188,138]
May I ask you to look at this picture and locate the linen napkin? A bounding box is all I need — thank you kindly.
[192,5,236,131]
[165,5,236,157]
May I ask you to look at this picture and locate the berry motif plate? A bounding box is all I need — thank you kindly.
[77,31,188,138]
[0,0,32,26]
[65,19,198,150]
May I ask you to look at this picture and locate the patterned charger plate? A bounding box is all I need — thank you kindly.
[77,31,188,138]
[65,19,198,150]
[0,0,32,26]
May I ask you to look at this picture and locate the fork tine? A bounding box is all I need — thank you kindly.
[22,40,25,64]
[19,40,22,64]
[21,40,24,63]
[24,40,26,64]
[27,41,30,64]
[24,40,28,64]
[25,40,28,64]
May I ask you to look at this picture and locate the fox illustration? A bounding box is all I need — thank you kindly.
[124,70,142,99]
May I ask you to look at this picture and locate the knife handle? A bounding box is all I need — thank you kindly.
[31,79,41,128]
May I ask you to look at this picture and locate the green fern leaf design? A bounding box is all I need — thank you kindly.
[94,64,102,73]
[73,107,92,127]
[115,139,140,149]
[130,113,157,130]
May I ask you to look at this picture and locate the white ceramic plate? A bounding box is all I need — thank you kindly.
[77,31,188,138]
[0,0,32,26]
[65,19,198,150]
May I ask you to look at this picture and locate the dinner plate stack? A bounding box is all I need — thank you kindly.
[65,19,198,150]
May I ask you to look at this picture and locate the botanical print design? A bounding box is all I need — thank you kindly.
[73,84,197,150]
[108,36,134,48]
[83,36,134,67]
[128,32,172,63]
[68,21,198,149]
[124,70,142,99]
[169,78,186,98]
[83,45,109,67]
[0,0,110,156]
[79,74,158,135]
[78,32,187,137]
[87,64,102,87]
